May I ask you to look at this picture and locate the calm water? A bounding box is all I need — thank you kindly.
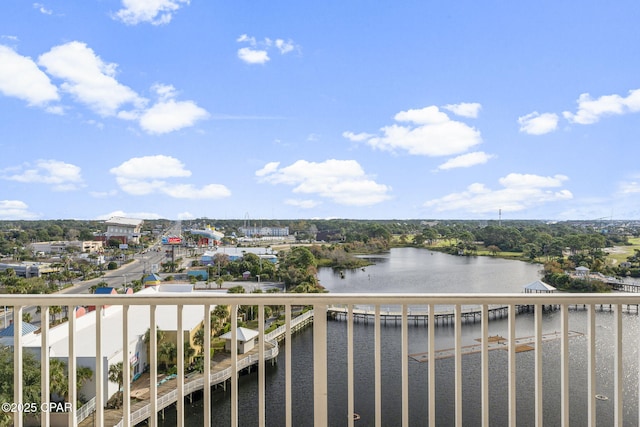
[159,248,640,426]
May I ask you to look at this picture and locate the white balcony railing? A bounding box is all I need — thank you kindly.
[3,293,640,427]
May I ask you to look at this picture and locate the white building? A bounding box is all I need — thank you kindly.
[19,285,220,402]
[30,240,104,254]
[238,226,289,238]
[220,327,259,354]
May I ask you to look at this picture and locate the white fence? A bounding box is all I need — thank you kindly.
[3,293,640,427]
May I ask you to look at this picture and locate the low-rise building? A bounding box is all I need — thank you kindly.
[238,226,289,238]
[104,217,143,244]
[30,240,104,254]
[0,261,56,277]
[13,285,219,403]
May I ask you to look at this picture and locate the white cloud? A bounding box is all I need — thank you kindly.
[1,159,83,191]
[499,173,568,188]
[285,199,321,209]
[237,47,270,65]
[346,105,482,156]
[114,0,190,25]
[151,83,177,101]
[443,102,482,118]
[256,159,392,206]
[275,39,295,54]
[96,210,163,220]
[437,152,494,170]
[162,183,231,199]
[394,106,449,124]
[618,180,640,194]
[424,173,572,214]
[134,83,207,133]
[177,211,195,220]
[0,45,59,106]
[342,131,374,142]
[38,41,145,116]
[89,190,118,198]
[236,34,298,65]
[518,112,559,135]
[0,200,39,220]
[110,155,231,199]
[236,34,256,45]
[32,44,208,134]
[110,155,192,179]
[563,89,640,124]
[33,3,53,15]
[255,162,280,177]
[139,99,209,134]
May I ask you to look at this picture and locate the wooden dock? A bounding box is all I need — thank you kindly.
[328,305,512,326]
[328,301,640,328]
[77,310,315,426]
[568,303,640,313]
[408,330,584,362]
[79,342,277,427]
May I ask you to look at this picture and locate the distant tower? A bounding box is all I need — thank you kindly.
[499,209,502,227]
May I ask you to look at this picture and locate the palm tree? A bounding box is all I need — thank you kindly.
[213,304,229,321]
[49,360,93,403]
[108,362,124,409]
[184,342,196,365]
[50,306,62,325]
[158,341,177,371]
[49,359,68,400]
[76,366,94,401]
[193,327,204,352]
[143,326,165,344]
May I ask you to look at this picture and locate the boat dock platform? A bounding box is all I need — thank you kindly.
[328,305,513,326]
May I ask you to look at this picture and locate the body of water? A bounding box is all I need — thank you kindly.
[159,248,639,426]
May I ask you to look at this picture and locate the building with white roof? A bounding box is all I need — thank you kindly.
[220,327,259,354]
[30,240,104,254]
[523,280,556,293]
[18,285,220,402]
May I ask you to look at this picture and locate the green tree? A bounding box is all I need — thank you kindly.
[0,347,40,426]
[158,341,177,371]
[49,359,93,404]
[143,326,165,344]
[108,362,124,409]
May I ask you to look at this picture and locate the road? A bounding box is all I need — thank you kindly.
[2,250,168,327]
[61,250,167,295]
[4,222,182,327]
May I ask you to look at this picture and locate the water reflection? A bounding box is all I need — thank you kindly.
[159,249,639,426]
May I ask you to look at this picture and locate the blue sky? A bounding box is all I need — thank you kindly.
[1,1,640,221]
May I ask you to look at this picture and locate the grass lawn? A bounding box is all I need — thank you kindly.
[212,337,226,352]
[475,249,523,259]
[606,237,640,265]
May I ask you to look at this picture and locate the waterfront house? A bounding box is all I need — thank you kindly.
[221,327,259,354]
[523,280,556,293]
